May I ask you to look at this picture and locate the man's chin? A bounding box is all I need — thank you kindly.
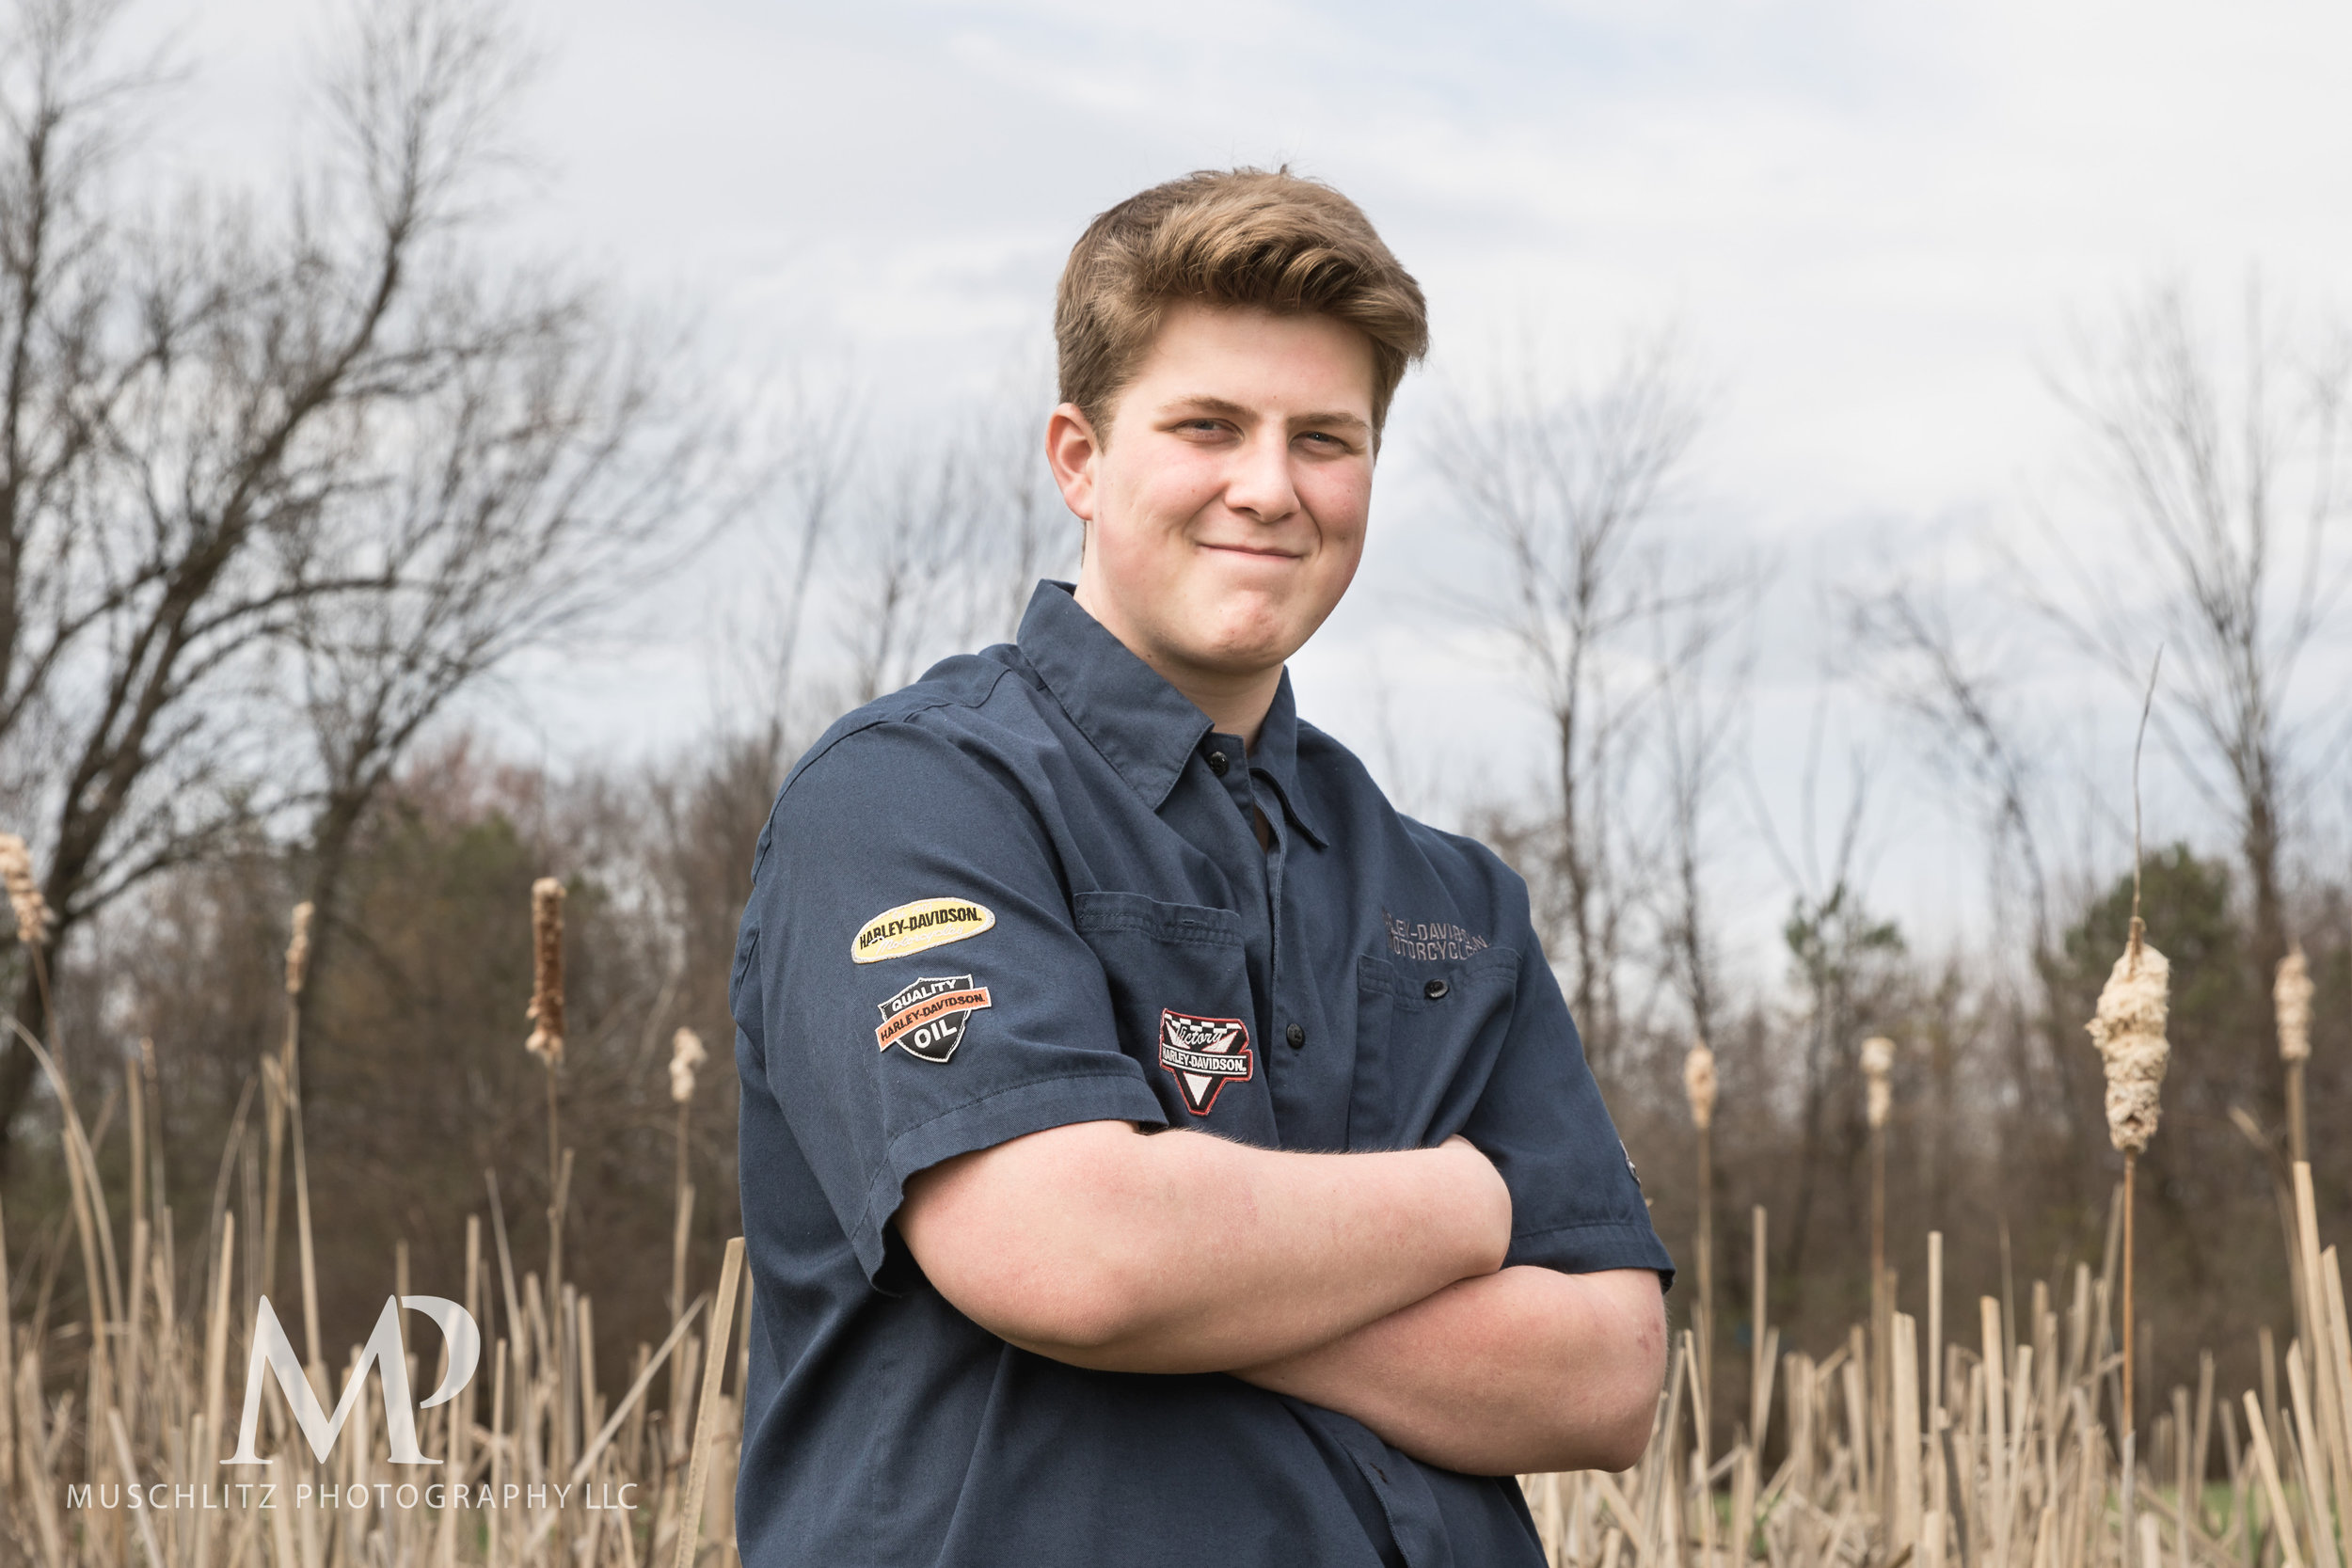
[1165,621,1306,683]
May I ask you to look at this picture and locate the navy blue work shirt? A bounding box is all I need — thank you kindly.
[731,580,1673,1568]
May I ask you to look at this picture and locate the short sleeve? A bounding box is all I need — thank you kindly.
[730,718,1166,1283]
[1457,874,1677,1289]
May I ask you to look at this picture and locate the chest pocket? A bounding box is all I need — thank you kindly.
[1350,945,1520,1150]
[1073,891,1274,1140]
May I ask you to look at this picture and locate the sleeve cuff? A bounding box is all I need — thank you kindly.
[1507,1218,1677,1292]
[850,1071,1169,1281]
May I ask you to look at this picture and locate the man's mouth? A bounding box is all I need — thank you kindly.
[1200,543,1300,560]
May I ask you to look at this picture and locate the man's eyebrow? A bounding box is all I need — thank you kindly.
[1159,395,1371,434]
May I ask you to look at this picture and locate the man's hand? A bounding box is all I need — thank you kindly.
[1232,1266,1668,1477]
[896,1122,1511,1373]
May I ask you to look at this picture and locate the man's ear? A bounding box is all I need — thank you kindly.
[1045,401,1103,523]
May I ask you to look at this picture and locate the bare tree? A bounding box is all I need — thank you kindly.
[1429,334,1704,1072]
[838,444,977,706]
[2020,278,2351,1126]
[0,0,730,1171]
[719,371,861,741]
[827,369,1075,711]
[287,296,735,1003]
[1844,573,2104,1190]
[1847,573,2056,951]
[1746,723,1904,1302]
[1648,557,1760,1055]
[970,356,1073,642]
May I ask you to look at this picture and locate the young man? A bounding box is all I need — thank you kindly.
[730,168,1673,1568]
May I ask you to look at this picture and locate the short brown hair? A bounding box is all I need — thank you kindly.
[1055,167,1429,445]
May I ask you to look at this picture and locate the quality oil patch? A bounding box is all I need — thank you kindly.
[850,897,996,963]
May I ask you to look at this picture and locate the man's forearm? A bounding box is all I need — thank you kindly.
[1231,1266,1668,1477]
[898,1122,1511,1374]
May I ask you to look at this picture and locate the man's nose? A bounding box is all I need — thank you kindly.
[1223,429,1300,525]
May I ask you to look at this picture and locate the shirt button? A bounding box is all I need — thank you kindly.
[1422,978,1449,1000]
[1285,1023,1305,1049]
[1207,750,1230,776]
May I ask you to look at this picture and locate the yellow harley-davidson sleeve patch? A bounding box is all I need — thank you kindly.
[850,897,997,963]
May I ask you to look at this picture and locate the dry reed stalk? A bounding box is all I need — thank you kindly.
[1984,1296,2012,1565]
[2286,1343,2339,1568]
[2326,1250,2352,1512]
[1892,1310,1922,1554]
[1681,1327,1715,1568]
[262,902,313,1329]
[675,1236,747,1568]
[671,1028,707,1324]
[1686,1040,1717,1421]
[528,878,568,1260]
[2243,1389,2302,1568]
[1752,1206,1770,1449]
[2289,1164,2352,1558]
[1931,1230,1946,1427]
[1863,1033,1896,1491]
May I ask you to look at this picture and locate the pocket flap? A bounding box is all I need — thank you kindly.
[1073,890,1243,947]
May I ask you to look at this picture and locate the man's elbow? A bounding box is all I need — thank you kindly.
[963,1259,1158,1361]
[1579,1383,1663,1474]
[1546,1275,1669,1473]
[1584,1287,1671,1471]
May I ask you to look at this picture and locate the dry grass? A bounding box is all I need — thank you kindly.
[0,879,750,1568]
[1522,1175,2352,1568]
[0,878,2337,1567]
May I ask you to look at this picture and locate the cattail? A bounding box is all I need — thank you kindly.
[1861,1034,1897,1379]
[1,833,50,949]
[525,878,566,1067]
[1684,1038,1718,1417]
[2088,927,2169,1155]
[1683,1041,1717,1129]
[284,902,314,997]
[2276,945,2312,1064]
[670,1027,708,1104]
[1861,1036,1895,1130]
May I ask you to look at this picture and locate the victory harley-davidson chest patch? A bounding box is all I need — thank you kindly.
[1157,1009,1253,1114]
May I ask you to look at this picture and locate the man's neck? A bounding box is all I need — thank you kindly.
[1072,582,1283,751]
[1158,661,1279,752]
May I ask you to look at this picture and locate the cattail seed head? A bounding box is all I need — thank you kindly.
[525,878,566,1067]
[2277,945,2313,1064]
[670,1026,708,1104]
[2,833,52,949]
[1861,1035,1896,1130]
[285,902,314,996]
[2088,920,2169,1155]
[1682,1041,1717,1130]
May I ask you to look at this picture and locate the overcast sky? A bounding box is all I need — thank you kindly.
[142,0,2352,974]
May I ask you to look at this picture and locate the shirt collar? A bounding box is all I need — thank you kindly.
[1245,665,1328,848]
[1015,580,1327,847]
[1018,581,1211,813]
